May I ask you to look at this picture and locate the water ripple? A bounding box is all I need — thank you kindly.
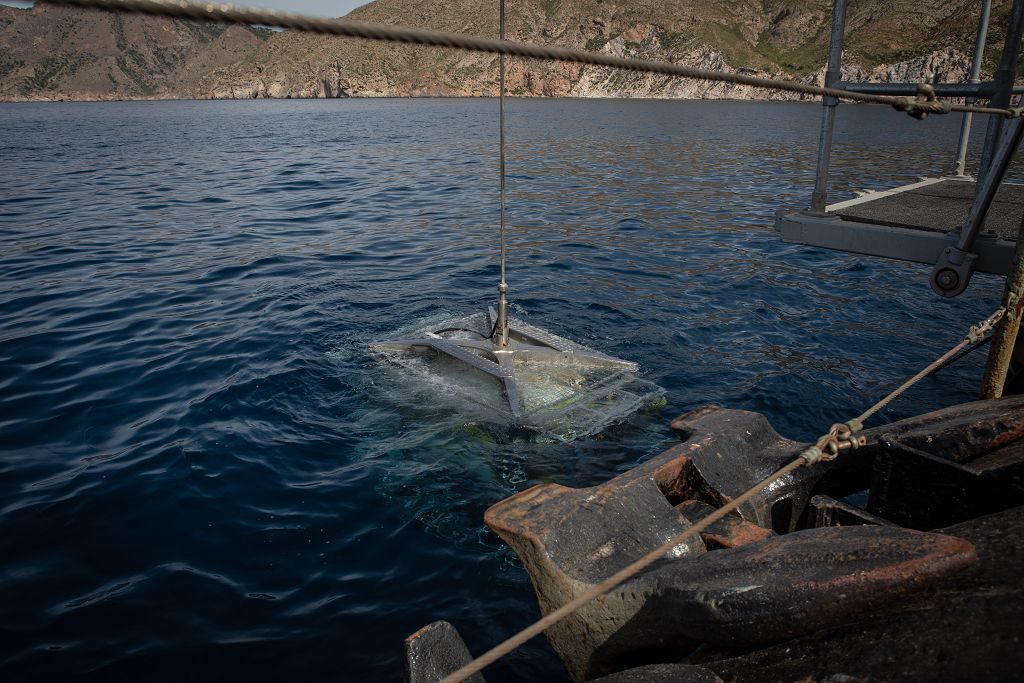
[0,98,1006,681]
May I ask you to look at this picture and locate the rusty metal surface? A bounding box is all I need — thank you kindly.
[964,437,1024,490]
[640,525,976,648]
[704,505,1024,682]
[404,620,485,683]
[861,394,1024,463]
[478,400,1023,681]
[675,500,775,549]
[484,470,707,681]
[806,494,895,528]
[811,394,1024,503]
[869,437,1024,529]
[483,405,820,680]
[642,406,828,530]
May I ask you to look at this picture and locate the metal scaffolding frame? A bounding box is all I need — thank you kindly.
[783,0,1024,299]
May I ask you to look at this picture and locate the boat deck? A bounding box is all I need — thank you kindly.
[776,177,1021,275]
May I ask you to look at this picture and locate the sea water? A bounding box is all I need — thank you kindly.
[0,98,1008,680]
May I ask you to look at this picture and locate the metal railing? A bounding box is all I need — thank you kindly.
[809,0,1024,216]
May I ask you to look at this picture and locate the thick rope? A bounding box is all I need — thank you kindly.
[441,306,1007,682]
[43,0,1019,119]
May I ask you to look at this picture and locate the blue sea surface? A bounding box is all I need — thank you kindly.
[0,98,1008,680]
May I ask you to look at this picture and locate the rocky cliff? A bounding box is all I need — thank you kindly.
[0,0,1013,101]
[0,3,270,100]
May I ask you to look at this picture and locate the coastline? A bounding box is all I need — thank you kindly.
[0,93,822,104]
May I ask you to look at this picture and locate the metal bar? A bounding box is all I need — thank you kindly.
[953,0,993,177]
[809,0,848,214]
[496,354,522,416]
[980,212,1024,398]
[825,176,947,212]
[979,0,1024,178]
[776,213,1016,276]
[835,82,1016,98]
[957,117,1024,254]
[430,340,509,377]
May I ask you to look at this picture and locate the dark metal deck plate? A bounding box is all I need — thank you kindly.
[835,178,1024,239]
[776,178,1021,275]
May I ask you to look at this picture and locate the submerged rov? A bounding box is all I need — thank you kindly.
[371,307,661,440]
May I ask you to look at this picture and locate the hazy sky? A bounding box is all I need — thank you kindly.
[1,1,370,17]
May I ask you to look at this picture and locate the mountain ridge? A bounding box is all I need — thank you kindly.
[0,0,1014,101]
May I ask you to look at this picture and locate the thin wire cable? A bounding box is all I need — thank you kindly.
[856,340,971,424]
[498,0,507,332]
[440,306,1007,683]
[43,0,1019,118]
[935,334,992,373]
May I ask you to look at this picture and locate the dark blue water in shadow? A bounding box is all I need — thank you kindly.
[0,98,1009,681]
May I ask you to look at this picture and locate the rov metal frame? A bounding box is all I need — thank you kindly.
[372,308,638,418]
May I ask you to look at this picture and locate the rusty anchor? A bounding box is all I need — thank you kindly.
[403,398,1024,682]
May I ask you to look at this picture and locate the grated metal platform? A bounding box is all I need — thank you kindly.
[776,177,1021,275]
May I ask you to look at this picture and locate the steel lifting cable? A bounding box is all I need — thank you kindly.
[494,0,510,347]
[43,0,1022,119]
[439,305,1007,683]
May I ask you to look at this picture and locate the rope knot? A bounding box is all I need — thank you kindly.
[892,84,950,120]
[966,307,1006,343]
[802,419,867,465]
[893,96,917,114]
[799,445,826,464]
